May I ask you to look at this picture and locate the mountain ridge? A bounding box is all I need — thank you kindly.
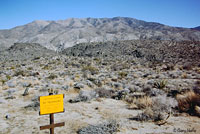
[0,17,200,51]
[192,26,200,31]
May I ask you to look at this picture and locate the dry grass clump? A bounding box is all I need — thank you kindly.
[126,96,152,110]
[154,80,168,89]
[176,90,200,116]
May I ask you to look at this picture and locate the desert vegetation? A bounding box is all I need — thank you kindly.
[0,41,200,134]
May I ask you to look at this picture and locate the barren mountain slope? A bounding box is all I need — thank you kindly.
[0,17,200,51]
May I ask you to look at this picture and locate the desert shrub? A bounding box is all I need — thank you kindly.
[131,108,159,121]
[6,75,11,80]
[162,63,175,71]
[118,71,128,79]
[176,90,200,116]
[33,57,40,60]
[126,96,152,110]
[181,72,188,79]
[95,79,103,87]
[16,64,21,68]
[131,107,170,123]
[94,58,101,64]
[14,70,26,76]
[0,79,7,85]
[46,73,58,80]
[74,82,84,89]
[27,67,33,70]
[112,89,130,100]
[152,95,177,113]
[182,63,193,70]
[154,80,167,89]
[82,65,99,75]
[10,66,15,70]
[110,63,130,71]
[143,85,166,97]
[131,95,176,122]
[42,65,50,70]
[77,120,119,134]
[95,88,114,98]
[69,90,97,103]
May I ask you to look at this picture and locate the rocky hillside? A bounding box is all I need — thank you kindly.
[0,43,57,62]
[0,17,200,51]
[62,40,200,65]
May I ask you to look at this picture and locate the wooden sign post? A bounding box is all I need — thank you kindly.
[39,93,65,134]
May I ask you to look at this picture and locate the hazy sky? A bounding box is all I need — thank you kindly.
[0,0,200,29]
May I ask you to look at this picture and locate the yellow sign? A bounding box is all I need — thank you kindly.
[40,94,64,115]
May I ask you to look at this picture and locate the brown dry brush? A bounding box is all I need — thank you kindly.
[176,90,200,117]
